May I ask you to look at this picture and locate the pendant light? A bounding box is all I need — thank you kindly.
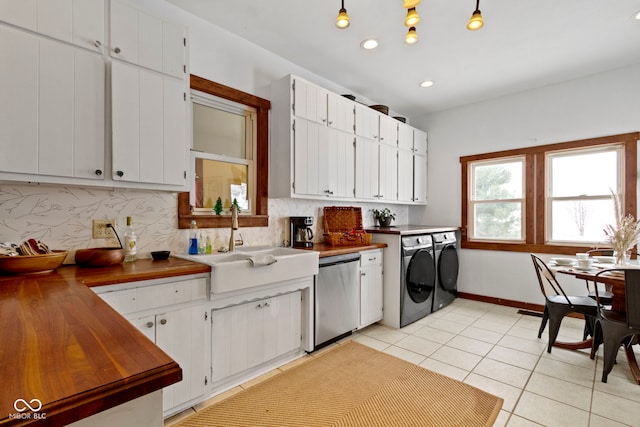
[405,7,420,27]
[336,0,350,29]
[467,0,484,30]
[403,0,420,8]
[405,26,418,44]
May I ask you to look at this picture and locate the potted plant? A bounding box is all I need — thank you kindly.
[371,208,396,227]
[604,190,640,265]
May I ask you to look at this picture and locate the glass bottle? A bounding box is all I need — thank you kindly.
[188,220,199,255]
[205,234,212,254]
[124,216,137,262]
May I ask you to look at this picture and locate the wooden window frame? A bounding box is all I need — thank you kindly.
[460,132,639,255]
[178,75,270,229]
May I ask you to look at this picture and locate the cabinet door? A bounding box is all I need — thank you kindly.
[360,262,383,327]
[252,293,301,365]
[293,78,327,124]
[110,0,138,63]
[413,128,428,155]
[212,304,249,380]
[378,114,397,147]
[354,137,379,200]
[163,77,187,185]
[397,148,414,203]
[327,92,354,134]
[354,103,378,140]
[128,314,156,341]
[378,143,398,201]
[331,131,355,198]
[111,60,140,182]
[72,0,104,52]
[414,153,427,203]
[0,26,38,174]
[156,306,208,410]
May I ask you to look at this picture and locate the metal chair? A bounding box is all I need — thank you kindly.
[590,268,640,383]
[531,254,598,353]
[585,249,614,305]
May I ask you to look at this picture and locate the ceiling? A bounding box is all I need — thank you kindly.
[165,0,640,117]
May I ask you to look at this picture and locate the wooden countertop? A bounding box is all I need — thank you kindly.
[305,243,387,257]
[0,258,210,426]
[365,224,459,235]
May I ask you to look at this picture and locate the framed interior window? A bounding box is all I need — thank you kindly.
[460,132,638,254]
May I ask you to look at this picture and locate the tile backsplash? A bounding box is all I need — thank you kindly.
[0,184,407,261]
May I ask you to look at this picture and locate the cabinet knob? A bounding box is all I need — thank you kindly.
[114,47,121,54]
[368,257,376,261]
[94,40,102,48]
[116,170,124,177]
[160,318,167,325]
[146,321,154,328]
[361,272,367,276]
[328,121,333,125]
[95,169,102,176]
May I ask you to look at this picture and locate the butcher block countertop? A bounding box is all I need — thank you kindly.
[0,258,210,426]
[307,242,387,257]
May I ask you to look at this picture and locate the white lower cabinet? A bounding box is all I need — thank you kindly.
[359,249,383,328]
[93,275,209,416]
[211,291,302,382]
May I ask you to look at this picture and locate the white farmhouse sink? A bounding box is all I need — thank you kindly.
[178,247,319,294]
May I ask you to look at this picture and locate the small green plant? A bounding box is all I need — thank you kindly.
[232,198,241,213]
[370,208,395,226]
[213,197,224,215]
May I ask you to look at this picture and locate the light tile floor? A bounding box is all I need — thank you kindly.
[166,298,640,427]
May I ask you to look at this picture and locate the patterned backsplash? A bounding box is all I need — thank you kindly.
[0,184,407,262]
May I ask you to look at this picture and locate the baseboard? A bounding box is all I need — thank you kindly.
[457,292,584,319]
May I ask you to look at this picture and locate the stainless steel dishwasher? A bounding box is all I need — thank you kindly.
[314,252,361,350]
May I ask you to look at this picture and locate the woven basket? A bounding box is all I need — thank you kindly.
[323,206,372,246]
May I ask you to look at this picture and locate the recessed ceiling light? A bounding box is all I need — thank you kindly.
[420,80,434,88]
[360,39,378,50]
[634,10,640,20]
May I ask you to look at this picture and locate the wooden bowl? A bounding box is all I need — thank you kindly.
[0,250,68,274]
[75,248,124,268]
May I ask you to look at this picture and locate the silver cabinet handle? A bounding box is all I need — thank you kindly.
[146,321,154,328]
[116,170,124,177]
[361,272,367,276]
[114,47,121,54]
[94,40,102,48]
[368,257,376,261]
[160,318,167,325]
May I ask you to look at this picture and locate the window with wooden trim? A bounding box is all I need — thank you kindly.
[460,132,638,255]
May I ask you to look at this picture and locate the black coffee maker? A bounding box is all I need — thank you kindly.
[290,216,314,248]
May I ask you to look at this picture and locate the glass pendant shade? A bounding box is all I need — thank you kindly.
[467,11,483,30]
[405,7,420,27]
[405,27,418,44]
[336,8,350,28]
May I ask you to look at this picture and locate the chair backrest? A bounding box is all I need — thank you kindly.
[624,269,640,329]
[530,254,571,304]
[594,268,640,329]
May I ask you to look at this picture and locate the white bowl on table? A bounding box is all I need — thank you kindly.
[551,257,575,266]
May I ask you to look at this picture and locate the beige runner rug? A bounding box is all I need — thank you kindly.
[176,341,503,427]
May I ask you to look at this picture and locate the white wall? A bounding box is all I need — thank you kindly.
[409,63,640,304]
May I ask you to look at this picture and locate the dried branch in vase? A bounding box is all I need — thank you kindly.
[603,190,640,263]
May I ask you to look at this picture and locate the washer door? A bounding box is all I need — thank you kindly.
[406,249,436,303]
[438,245,459,291]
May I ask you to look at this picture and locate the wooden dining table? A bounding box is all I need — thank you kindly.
[556,264,640,384]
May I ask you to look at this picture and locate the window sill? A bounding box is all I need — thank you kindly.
[461,240,601,255]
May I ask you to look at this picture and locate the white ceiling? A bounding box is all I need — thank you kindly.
[165,0,640,117]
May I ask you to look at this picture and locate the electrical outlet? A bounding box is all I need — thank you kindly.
[92,219,116,239]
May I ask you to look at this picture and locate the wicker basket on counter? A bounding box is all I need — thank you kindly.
[323,206,372,246]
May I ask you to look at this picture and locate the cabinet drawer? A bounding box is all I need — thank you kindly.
[98,288,137,314]
[360,250,382,267]
[174,278,207,304]
[136,282,175,311]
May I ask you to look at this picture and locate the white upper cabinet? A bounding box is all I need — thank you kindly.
[327,92,355,133]
[112,61,187,186]
[398,122,414,151]
[413,129,428,203]
[293,78,328,124]
[0,27,104,179]
[110,0,185,78]
[378,114,398,146]
[0,0,104,52]
[354,103,379,140]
